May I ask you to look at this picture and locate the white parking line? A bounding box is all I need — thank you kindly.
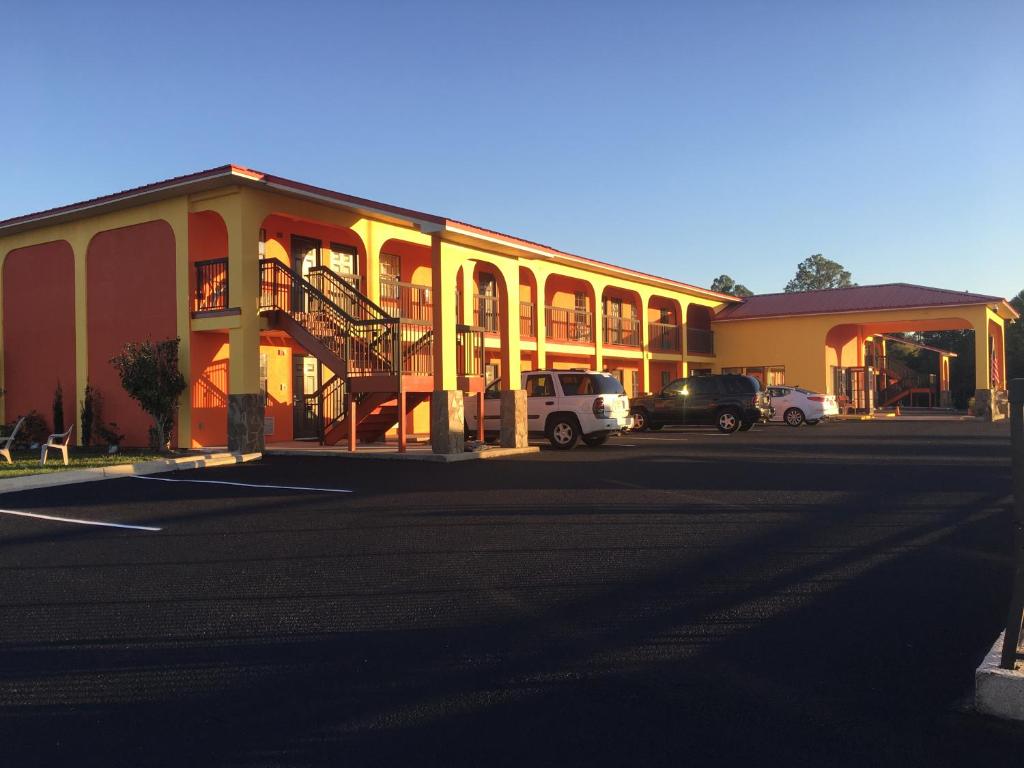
[127,476,353,493]
[0,508,161,531]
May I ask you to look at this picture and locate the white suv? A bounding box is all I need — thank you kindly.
[466,369,633,449]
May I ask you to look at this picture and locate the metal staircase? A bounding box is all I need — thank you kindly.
[259,258,435,444]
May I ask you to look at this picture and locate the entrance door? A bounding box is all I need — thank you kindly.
[292,354,319,439]
[290,236,320,311]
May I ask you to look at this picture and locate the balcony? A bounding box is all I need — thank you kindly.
[519,302,536,337]
[546,306,593,343]
[603,316,641,347]
[381,278,433,323]
[475,294,500,333]
[687,327,715,356]
[193,258,229,313]
[648,322,681,352]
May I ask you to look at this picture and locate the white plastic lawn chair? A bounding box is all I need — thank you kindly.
[40,424,74,466]
[0,416,26,464]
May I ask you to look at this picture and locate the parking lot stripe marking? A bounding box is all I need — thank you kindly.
[127,476,353,494]
[0,508,162,531]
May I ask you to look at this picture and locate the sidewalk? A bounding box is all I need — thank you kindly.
[0,451,261,494]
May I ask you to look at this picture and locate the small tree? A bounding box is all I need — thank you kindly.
[784,254,855,292]
[710,274,753,297]
[80,383,97,447]
[52,381,65,435]
[110,338,187,451]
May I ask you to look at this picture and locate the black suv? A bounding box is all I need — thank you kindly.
[630,374,773,433]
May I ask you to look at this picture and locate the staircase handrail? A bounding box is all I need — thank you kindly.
[306,264,393,323]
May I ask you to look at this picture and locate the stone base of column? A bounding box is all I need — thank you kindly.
[500,390,528,448]
[939,390,952,409]
[228,394,265,452]
[431,390,465,454]
[974,388,1008,421]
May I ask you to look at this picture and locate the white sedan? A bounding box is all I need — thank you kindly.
[765,386,838,426]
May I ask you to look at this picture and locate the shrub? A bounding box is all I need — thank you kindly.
[95,421,125,452]
[110,338,186,451]
[18,410,50,447]
[80,384,97,447]
[52,382,65,435]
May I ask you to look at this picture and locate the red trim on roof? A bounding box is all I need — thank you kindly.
[714,283,1015,321]
[444,219,739,302]
[0,165,238,229]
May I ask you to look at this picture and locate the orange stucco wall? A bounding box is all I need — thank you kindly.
[2,241,77,433]
[87,221,177,447]
[262,215,367,278]
[190,332,229,447]
[649,361,679,391]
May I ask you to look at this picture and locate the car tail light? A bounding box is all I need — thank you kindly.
[593,397,608,417]
[808,396,825,402]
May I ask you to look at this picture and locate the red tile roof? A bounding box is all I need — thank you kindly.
[715,283,1017,320]
[0,165,739,303]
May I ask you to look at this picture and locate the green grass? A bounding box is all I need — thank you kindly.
[0,449,170,480]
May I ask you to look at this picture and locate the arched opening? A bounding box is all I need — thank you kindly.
[686,305,714,355]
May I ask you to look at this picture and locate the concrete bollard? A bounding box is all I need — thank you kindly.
[1000,379,1024,669]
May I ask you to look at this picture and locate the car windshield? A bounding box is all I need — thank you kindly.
[558,372,624,396]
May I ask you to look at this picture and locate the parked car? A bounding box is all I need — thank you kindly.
[765,386,838,426]
[465,370,632,449]
[630,374,772,433]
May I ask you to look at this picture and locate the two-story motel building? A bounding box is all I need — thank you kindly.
[0,165,1016,455]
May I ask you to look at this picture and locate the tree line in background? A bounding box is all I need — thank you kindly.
[711,256,1023,406]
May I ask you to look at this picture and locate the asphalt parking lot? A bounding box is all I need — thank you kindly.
[1,420,1022,767]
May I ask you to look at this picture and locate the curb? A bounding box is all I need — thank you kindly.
[0,452,262,495]
[264,446,540,463]
[975,632,1024,721]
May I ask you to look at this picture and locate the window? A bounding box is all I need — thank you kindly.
[723,376,761,394]
[328,243,358,278]
[768,366,785,386]
[259,352,269,406]
[559,372,625,396]
[661,370,671,388]
[722,367,743,375]
[663,378,687,396]
[525,374,554,398]
[689,377,718,396]
[745,367,765,385]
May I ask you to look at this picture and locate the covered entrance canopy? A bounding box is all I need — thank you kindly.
[712,283,1019,419]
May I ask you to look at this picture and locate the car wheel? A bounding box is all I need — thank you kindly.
[806,419,820,426]
[581,433,609,447]
[716,408,741,433]
[784,408,805,427]
[631,408,650,432]
[546,416,580,449]
[738,421,755,431]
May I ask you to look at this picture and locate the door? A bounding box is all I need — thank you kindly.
[607,298,622,344]
[290,236,320,312]
[292,354,319,439]
[654,377,688,424]
[524,373,556,433]
[327,242,360,315]
[478,272,498,332]
[684,376,719,424]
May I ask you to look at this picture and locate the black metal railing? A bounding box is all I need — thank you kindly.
[194,258,229,312]
[380,278,434,323]
[687,327,715,356]
[306,265,391,324]
[649,322,680,352]
[604,316,641,346]
[475,294,500,333]
[456,325,486,378]
[519,302,536,337]
[546,306,593,343]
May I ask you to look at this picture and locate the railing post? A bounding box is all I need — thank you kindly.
[1000,378,1024,669]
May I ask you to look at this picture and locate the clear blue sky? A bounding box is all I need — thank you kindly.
[2,0,1021,297]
